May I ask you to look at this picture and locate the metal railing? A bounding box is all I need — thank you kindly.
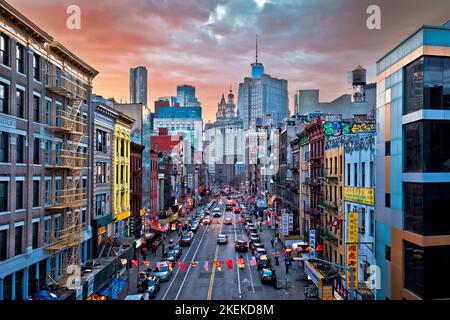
[44,188,87,209]
[45,149,88,169]
[46,73,88,100]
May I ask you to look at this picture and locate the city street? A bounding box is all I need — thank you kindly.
[129,201,306,300]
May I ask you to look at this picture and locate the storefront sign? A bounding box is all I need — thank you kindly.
[309,229,316,259]
[323,121,375,137]
[304,262,320,287]
[321,285,333,300]
[288,213,293,231]
[187,174,193,189]
[116,211,130,221]
[281,209,289,236]
[76,287,83,300]
[346,211,359,289]
[344,187,374,205]
[140,208,146,217]
[98,226,106,235]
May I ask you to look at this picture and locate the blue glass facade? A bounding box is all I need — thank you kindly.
[157,106,202,119]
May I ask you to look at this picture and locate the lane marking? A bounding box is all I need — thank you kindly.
[233,212,242,298]
[174,222,210,300]
[239,216,255,292]
[161,206,204,300]
[207,203,225,300]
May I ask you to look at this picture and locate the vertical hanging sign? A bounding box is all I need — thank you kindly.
[346,211,359,289]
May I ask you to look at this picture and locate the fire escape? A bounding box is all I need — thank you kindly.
[43,67,88,271]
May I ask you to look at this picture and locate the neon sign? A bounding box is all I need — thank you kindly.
[323,121,375,136]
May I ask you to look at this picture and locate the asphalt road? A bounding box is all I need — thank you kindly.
[153,201,306,300]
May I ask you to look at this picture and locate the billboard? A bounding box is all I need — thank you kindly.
[346,211,359,289]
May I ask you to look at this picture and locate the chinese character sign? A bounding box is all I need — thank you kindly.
[346,211,359,289]
[309,229,316,259]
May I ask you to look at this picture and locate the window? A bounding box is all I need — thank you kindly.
[55,180,61,204]
[362,162,366,187]
[44,180,51,206]
[354,163,358,187]
[385,245,391,261]
[16,43,24,74]
[370,209,375,237]
[15,225,23,255]
[0,228,7,261]
[0,33,9,66]
[96,162,107,184]
[334,157,337,175]
[96,130,107,152]
[33,53,40,81]
[370,161,374,187]
[16,181,24,210]
[0,131,8,162]
[45,100,52,125]
[404,57,424,114]
[33,95,40,122]
[0,82,8,114]
[45,141,51,165]
[405,120,450,172]
[385,141,391,156]
[385,193,391,208]
[347,163,350,185]
[33,180,40,207]
[404,182,450,236]
[44,219,51,244]
[0,182,7,212]
[16,136,25,163]
[96,194,107,217]
[54,216,61,240]
[16,88,24,118]
[339,155,343,175]
[33,138,40,164]
[32,222,39,249]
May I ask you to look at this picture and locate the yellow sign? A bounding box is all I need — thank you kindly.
[322,286,333,300]
[140,208,146,217]
[344,187,374,205]
[98,226,106,235]
[116,210,130,221]
[346,211,358,289]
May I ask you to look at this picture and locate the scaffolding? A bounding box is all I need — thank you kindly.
[43,67,89,272]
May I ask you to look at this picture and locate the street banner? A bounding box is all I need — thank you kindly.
[178,262,186,271]
[309,230,317,259]
[346,211,359,289]
[215,260,222,271]
[225,259,233,270]
[250,257,257,266]
[203,261,209,271]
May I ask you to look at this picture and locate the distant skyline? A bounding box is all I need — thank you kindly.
[7,0,450,122]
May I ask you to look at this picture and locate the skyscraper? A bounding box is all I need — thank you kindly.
[130,66,148,106]
[375,20,450,300]
[237,37,289,129]
[177,85,201,107]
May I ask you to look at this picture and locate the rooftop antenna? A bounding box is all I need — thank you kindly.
[255,35,258,63]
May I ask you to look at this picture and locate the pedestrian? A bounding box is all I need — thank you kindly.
[142,246,148,261]
[271,238,274,248]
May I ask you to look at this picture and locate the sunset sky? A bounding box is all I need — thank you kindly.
[8,0,450,123]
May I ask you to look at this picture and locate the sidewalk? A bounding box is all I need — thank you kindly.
[257,219,307,299]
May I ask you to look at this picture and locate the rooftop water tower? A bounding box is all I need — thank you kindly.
[351,65,367,102]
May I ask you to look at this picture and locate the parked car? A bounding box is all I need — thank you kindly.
[203,217,212,225]
[180,232,194,246]
[190,222,199,233]
[249,232,260,240]
[235,240,249,252]
[125,293,150,300]
[153,262,172,282]
[254,248,268,260]
[137,275,161,299]
[217,234,228,244]
[250,242,264,252]
[173,244,182,259]
[163,250,177,263]
[257,255,272,270]
[259,268,277,286]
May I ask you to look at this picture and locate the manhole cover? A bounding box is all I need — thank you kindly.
[247,286,263,292]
